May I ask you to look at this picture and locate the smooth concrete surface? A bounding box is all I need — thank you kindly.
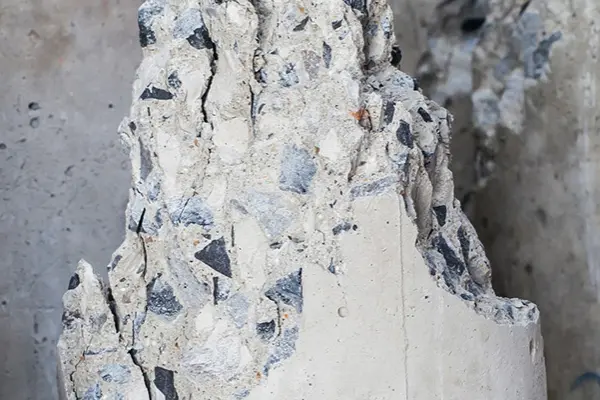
[0,0,139,398]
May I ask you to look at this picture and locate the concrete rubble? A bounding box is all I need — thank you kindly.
[57,0,547,398]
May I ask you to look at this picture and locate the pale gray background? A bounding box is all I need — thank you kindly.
[0,0,139,398]
[1,1,597,399]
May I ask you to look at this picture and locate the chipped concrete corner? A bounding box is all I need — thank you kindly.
[57,0,546,399]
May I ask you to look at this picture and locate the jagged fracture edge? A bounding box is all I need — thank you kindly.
[365,64,540,326]
[389,0,546,325]
[340,0,539,327]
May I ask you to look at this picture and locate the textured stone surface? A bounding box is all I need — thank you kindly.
[57,0,546,398]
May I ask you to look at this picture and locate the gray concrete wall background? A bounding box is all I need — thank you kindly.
[0,0,139,398]
[1,0,598,399]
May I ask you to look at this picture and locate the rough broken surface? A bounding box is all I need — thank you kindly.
[57,0,545,399]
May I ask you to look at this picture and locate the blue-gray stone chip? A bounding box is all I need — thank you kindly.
[332,221,352,235]
[167,72,182,89]
[263,327,299,375]
[139,138,153,181]
[350,176,396,198]
[187,27,213,50]
[395,120,413,148]
[293,17,310,31]
[528,32,562,79]
[140,86,174,100]
[169,196,213,227]
[146,277,183,317]
[212,276,230,304]
[383,101,395,124]
[417,107,432,122]
[265,269,303,313]
[279,144,316,194]
[433,234,466,277]
[256,320,276,341]
[107,254,122,271]
[433,205,447,226]
[62,310,82,329]
[138,0,164,47]
[68,273,80,290]
[154,366,179,400]
[99,364,131,384]
[195,237,232,278]
[83,383,102,400]
[279,64,299,87]
[323,42,332,68]
[391,46,402,67]
[343,0,366,13]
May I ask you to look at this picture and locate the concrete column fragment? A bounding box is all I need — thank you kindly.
[57,0,546,399]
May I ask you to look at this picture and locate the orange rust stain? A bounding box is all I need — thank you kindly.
[256,371,262,380]
[351,108,367,121]
[193,239,200,246]
[283,313,289,319]
[314,146,320,155]
[194,138,199,146]
[298,6,306,13]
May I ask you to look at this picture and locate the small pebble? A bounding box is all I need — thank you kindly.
[29,117,40,128]
[0,143,6,150]
[28,102,40,111]
[337,306,348,318]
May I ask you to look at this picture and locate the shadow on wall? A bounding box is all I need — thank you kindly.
[0,0,140,398]
[390,0,600,399]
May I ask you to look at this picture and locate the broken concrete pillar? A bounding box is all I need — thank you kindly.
[57,0,546,399]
